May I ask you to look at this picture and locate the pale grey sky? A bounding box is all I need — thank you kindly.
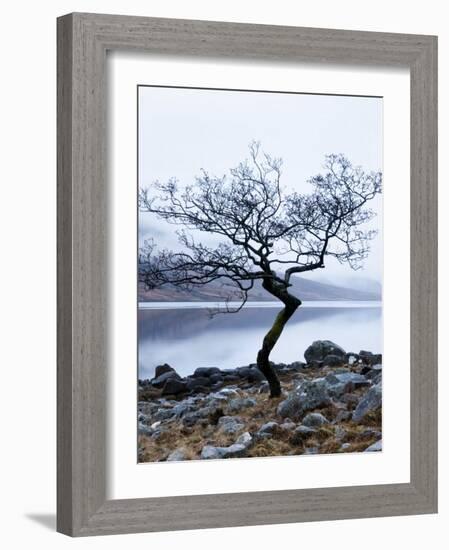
[138,86,383,288]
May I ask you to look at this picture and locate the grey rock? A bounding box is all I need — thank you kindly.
[186,376,211,390]
[359,351,382,365]
[289,425,317,445]
[170,401,195,418]
[221,444,249,458]
[223,374,241,384]
[236,366,264,382]
[200,432,253,460]
[277,379,332,420]
[334,410,351,423]
[247,367,265,383]
[302,412,329,428]
[151,370,181,388]
[323,354,345,367]
[138,412,149,423]
[334,426,347,440]
[258,421,280,435]
[364,365,383,381]
[323,374,348,398]
[210,373,224,384]
[334,372,370,388]
[352,384,382,422]
[138,422,153,437]
[304,340,346,363]
[235,431,253,448]
[154,363,175,378]
[167,448,188,461]
[217,415,245,434]
[364,439,382,452]
[182,411,201,427]
[289,361,307,371]
[193,367,222,378]
[306,360,323,368]
[340,393,360,407]
[210,387,239,400]
[228,397,257,413]
[161,378,188,396]
[201,445,224,460]
[152,407,177,421]
[281,420,297,431]
[236,366,252,378]
[340,442,351,451]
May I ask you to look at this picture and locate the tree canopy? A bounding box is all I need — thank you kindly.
[139,142,382,311]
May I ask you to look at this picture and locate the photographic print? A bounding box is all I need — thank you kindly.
[137,85,383,463]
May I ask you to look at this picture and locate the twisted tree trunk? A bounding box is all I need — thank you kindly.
[257,279,301,397]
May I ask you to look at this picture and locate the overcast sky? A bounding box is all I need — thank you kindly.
[138,86,383,289]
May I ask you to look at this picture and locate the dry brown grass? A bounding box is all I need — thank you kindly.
[138,367,382,462]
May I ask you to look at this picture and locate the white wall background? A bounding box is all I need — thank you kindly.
[0,1,445,548]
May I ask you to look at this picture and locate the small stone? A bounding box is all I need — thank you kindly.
[217,415,245,434]
[334,426,347,440]
[138,422,153,437]
[365,440,382,452]
[235,431,253,448]
[258,421,280,435]
[201,446,224,460]
[167,448,187,461]
[289,425,316,445]
[228,397,257,413]
[302,412,329,428]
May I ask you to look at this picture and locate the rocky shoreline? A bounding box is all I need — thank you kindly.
[138,340,382,462]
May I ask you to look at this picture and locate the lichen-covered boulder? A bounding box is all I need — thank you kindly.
[277,379,332,420]
[352,383,382,422]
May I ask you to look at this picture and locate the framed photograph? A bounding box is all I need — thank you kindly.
[57,13,438,536]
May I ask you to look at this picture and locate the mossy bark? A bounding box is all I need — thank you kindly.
[257,280,301,398]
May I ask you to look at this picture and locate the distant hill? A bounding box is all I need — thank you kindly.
[139,275,380,302]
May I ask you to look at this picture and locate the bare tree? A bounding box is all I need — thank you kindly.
[139,142,382,397]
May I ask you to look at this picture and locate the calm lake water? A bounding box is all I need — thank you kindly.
[138,301,382,379]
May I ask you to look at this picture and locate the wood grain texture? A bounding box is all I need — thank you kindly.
[57,12,438,536]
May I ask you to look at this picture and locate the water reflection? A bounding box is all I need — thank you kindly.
[138,304,382,379]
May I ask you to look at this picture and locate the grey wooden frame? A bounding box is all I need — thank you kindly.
[57,12,438,537]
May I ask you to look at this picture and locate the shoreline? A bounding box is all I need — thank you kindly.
[138,300,382,310]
